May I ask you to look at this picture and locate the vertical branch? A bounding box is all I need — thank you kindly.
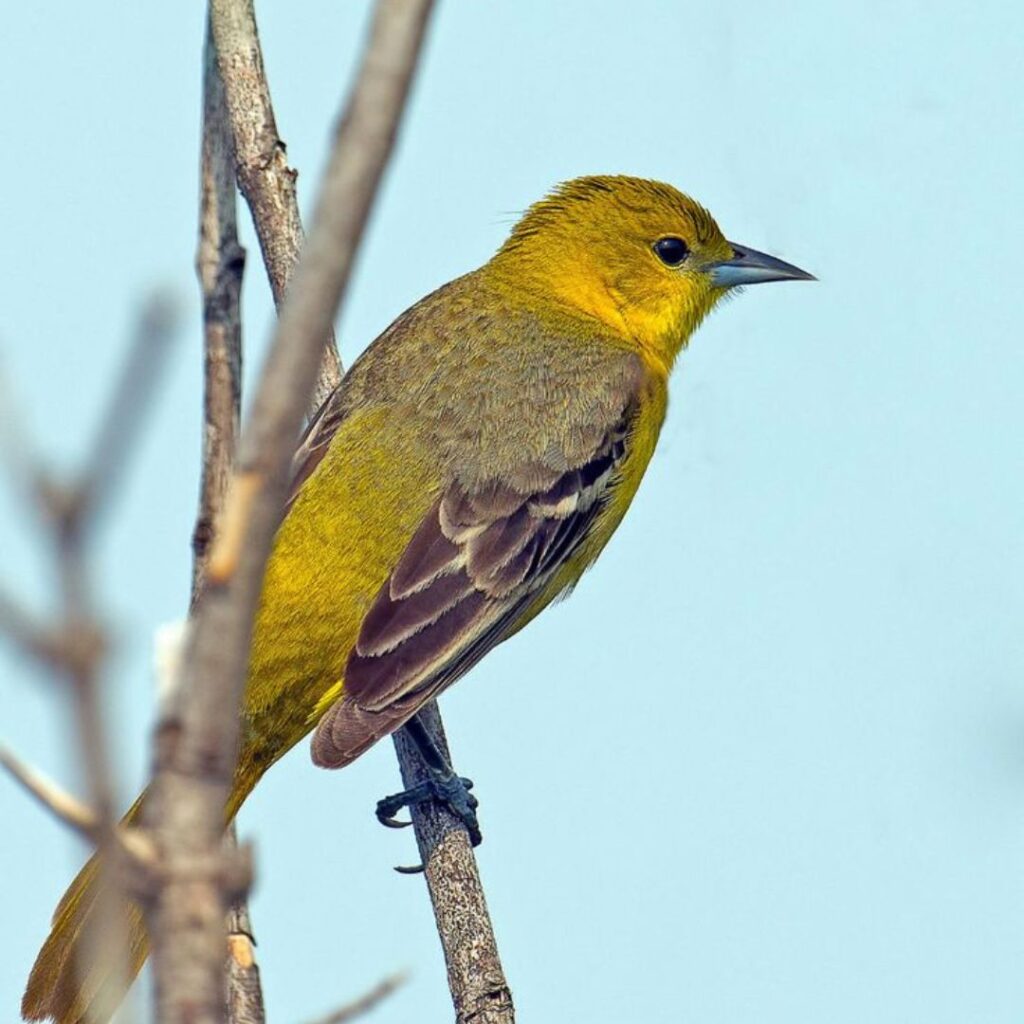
[195,24,266,1024]
[142,3,435,1022]
[194,24,245,604]
[209,0,342,411]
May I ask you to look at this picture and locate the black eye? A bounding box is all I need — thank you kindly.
[654,236,690,267]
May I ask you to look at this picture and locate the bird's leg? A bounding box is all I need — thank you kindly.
[376,713,481,847]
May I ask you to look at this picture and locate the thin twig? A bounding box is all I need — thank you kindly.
[193,21,245,604]
[209,0,342,412]
[393,704,515,1024]
[0,292,180,838]
[0,744,103,839]
[0,589,59,664]
[142,4,435,1022]
[0,745,157,865]
[0,360,50,513]
[195,22,266,1024]
[302,972,408,1024]
[225,892,264,1024]
[0,296,180,1023]
[75,294,179,530]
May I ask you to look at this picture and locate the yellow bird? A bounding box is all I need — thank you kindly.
[23,175,812,1024]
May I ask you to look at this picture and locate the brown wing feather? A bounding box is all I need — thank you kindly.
[286,386,349,508]
[310,414,632,767]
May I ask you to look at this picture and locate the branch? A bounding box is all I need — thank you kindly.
[302,972,407,1024]
[393,705,515,1024]
[0,292,179,832]
[196,22,266,1024]
[194,21,245,605]
[209,0,341,412]
[0,744,106,840]
[0,296,180,1021]
[74,294,178,528]
[0,589,59,665]
[0,745,157,867]
[142,3,435,1022]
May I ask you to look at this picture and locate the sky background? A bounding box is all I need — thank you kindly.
[2,2,1023,1022]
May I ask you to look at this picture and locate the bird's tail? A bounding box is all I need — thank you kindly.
[22,767,259,1024]
[21,793,149,1024]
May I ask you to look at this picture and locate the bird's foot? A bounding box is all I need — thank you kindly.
[376,769,481,850]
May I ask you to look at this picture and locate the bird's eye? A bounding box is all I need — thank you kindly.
[653,237,690,266]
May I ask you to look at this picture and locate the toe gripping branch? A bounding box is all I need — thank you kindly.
[376,713,481,873]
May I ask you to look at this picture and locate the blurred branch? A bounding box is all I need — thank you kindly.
[209,0,342,412]
[0,589,59,664]
[74,296,179,527]
[0,744,157,865]
[303,971,408,1024]
[0,294,180,1018]
[0,292,178,830]
[195,23,266,1024]
[394,704,515,1024]
[0,743,109,840]
[141,3,435,1022]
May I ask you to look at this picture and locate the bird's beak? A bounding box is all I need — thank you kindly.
[708,243,816,288]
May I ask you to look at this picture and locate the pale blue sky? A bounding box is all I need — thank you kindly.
[2,3,1022,1022]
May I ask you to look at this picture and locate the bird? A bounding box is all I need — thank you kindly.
[22,175,813,1024]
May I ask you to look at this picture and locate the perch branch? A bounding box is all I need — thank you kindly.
[394,704,515,1023]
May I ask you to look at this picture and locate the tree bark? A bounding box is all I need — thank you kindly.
[394,704,515,1024]
[209,0,342,411]
[195,24,266,1024]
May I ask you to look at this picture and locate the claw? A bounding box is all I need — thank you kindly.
[393,862,426,875]
[374,771,483,853]
[377,812,413,830]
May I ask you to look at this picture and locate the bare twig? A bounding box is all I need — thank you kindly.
[209,0,342,411]
[0,589,58,664]
[0,361,49,512]
[0,296,180,1023]
[225,897,264,1024]
[0,745,157,866]
[0,291,180,837]
[194,20,245,604]
[195,22,266,1024]
[303,972,408,1024]
[394,705,515,1024]
[0,744,104,839]
[142,4,435,1022]
[75,294,178,528]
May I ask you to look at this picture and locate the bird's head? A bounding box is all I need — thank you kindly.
[490,175,813,374]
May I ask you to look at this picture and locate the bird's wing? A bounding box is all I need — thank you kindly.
[286,387,349,507]
[310,411,633,767]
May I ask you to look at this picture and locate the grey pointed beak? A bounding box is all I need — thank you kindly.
[708,242,816,288]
